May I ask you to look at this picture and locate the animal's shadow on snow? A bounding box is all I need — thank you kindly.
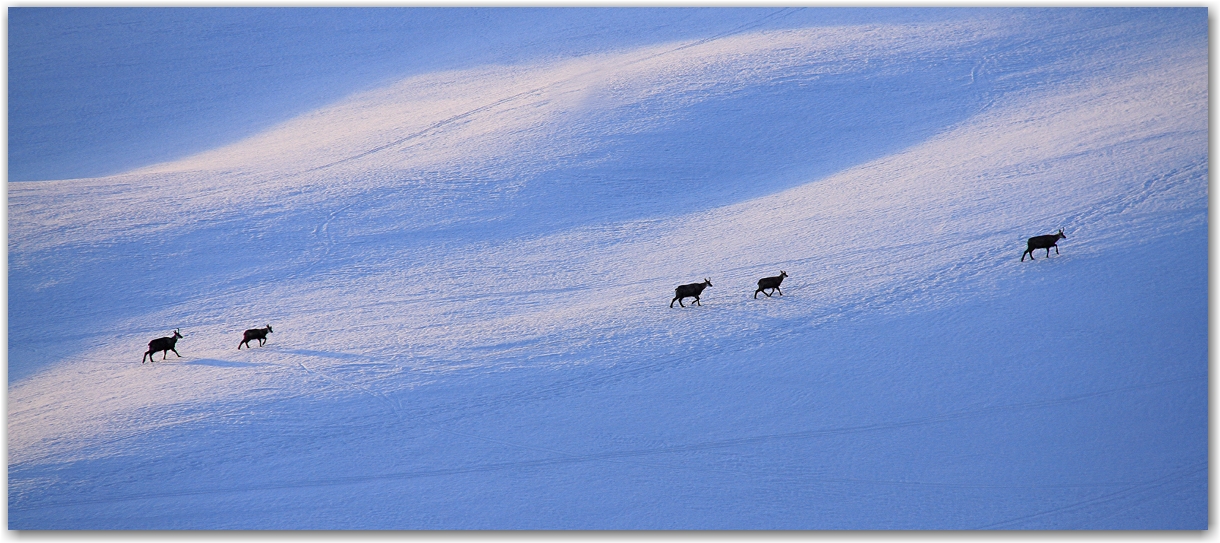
[186,358,260,368]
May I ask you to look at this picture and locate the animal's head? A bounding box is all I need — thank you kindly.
[266,324,273,333]
[780,271,788,278]
[1058,228,1067,239]
[704,278,712,287]
[172,328,183,339]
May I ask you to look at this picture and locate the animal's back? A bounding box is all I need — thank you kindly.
[1028,234,1056,248]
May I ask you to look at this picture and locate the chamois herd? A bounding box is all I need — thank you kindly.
[142,325,273,363]
[141,230,1067,362]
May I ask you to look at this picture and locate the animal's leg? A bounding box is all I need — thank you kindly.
[259,338,266,346]
[775,287,783,296]
[670,297,678,308]
[1055,245,1060,255]
[171,348,181,359]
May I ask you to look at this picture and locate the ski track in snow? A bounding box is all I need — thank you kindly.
[7,10,1207,529]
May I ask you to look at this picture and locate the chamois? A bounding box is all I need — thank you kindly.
[754,271,788,299]
[239,324,273,350]
[142,328,183,363]
[671,279,712,308]
[1021,229,1067,261]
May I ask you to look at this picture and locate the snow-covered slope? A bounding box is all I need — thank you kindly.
[8,9,1207,529]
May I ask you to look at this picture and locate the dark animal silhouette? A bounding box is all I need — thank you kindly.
[143,329,183,363]
[754,271,789,299]
[671,279,712,308]
[239,324,273,350]
[1021,229,1067,261]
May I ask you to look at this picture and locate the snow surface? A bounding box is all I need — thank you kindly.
[7,8,1208,529]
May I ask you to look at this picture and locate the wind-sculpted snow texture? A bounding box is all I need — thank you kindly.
[8,9,1207,529]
